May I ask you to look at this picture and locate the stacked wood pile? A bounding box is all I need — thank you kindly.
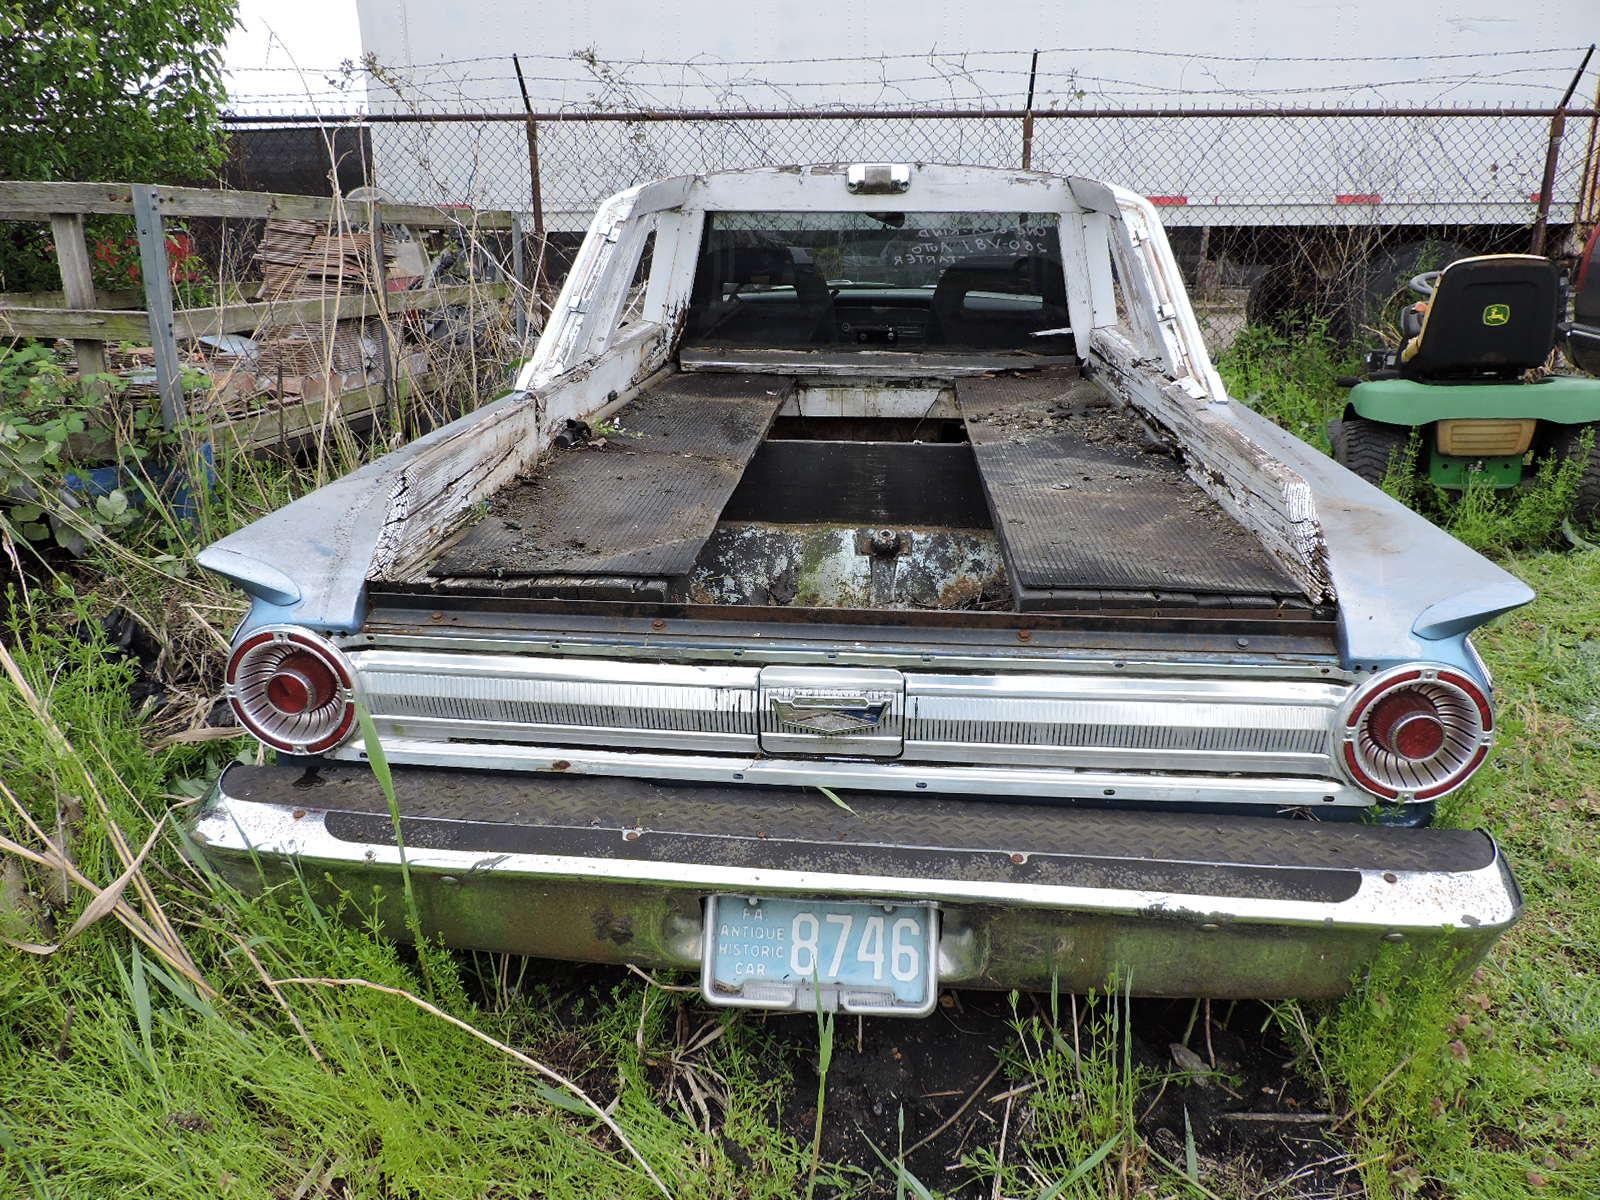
[1,181,517,449]
[254,218,395,300]
[246,217,402,409]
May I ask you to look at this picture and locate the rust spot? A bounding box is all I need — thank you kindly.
[1383,872,1398,884]
[651,618,666,631]
[622,827,642,842]
[1016,629,1032,643]
[590,907,634,947]
[1009,852,1026,865]
[551,760,570,771]
[291,809,306,820]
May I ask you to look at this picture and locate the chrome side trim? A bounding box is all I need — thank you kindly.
[343,626,1353,679]
[352,649,761,755]
[904,672,1344,776]
[327,736,1367,808]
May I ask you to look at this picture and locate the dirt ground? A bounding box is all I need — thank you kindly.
[770,990,1345,1198]
[513,960,1349,1199]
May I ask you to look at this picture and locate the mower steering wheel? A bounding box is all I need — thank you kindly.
[1409,270,1442,299]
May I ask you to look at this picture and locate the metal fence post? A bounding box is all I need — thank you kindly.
[1020,49,1038,170]
[510,216,527,340]
[526,116,547,304]
[1531,44,1595,255]
[130,185,186,429]
[512,53,549,312]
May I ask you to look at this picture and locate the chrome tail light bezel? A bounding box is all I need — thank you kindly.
[1337,663,1494,802]
[226,626,357,755]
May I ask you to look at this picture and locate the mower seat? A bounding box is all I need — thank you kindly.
[1400,254,1559,380]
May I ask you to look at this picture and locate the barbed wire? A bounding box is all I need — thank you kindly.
[221,45,1591,72]
[217,44,1600,121]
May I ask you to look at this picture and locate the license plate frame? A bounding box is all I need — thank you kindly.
[701,895,938,1016]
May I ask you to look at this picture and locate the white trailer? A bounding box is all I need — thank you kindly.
[352,1,1599,232]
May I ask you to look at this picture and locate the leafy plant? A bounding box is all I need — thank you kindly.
[1216,319,1359,451]
[0,1,240,290]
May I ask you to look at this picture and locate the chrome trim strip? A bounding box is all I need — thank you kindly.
[327,736,1367,808]
[193,792,1521,933]
[352,649,761,755]
[904,672,1344,776]
[342,627,1353,681]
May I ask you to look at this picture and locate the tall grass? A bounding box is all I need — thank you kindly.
[1215,320,1357,453]
[0,604,837,1198]
[3,310,1598,1197]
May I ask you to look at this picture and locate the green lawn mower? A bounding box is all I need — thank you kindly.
[1333,237,1600,521]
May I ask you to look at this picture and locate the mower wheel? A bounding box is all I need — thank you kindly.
[1335,417,1412,488]
[1553,423,1600,525]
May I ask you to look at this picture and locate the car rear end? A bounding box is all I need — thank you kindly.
[190,164,1527,1015]
[193,597,1520,1015]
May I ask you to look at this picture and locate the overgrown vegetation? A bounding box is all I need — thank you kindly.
[0,320,1596,1197]
[1219,325,1597,552]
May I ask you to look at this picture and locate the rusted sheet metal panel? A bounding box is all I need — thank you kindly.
[431,374,791,581]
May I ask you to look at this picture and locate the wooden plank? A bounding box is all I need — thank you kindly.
[131,185,186,427]
[0,288,143,309]
[0,282,510,342]
[1089,329,1333,603]
[47,213,108,390]
[0,284,249,309]
[0,180,514,229]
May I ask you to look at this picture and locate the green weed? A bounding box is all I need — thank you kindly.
[1215,319,1358,452]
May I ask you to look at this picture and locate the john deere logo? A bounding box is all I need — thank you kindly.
[1482,303,1511,327]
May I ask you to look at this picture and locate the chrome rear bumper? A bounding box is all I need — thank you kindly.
[191,763,1521,1001]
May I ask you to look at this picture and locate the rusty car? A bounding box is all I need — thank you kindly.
[191,163,1526,1015]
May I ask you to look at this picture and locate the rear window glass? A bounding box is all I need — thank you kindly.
[683,211,1068,351]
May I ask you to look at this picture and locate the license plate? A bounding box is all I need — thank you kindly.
[701,896,937,1015]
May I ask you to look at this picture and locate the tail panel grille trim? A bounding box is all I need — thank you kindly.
[349,650,1351,777]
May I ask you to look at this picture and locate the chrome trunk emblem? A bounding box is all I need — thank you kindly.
[771,696,889,736]
[759,666,905,758]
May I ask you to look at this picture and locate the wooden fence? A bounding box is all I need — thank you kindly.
[0,180,521,448]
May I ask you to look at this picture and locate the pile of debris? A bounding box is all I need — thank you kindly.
[178,216,426,419]
[254,218,395,301]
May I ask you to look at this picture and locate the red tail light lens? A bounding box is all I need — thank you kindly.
[1341,666,1493,801]
[264,650,337,715]
[1367,691,1446,761]
[226,628,355,754]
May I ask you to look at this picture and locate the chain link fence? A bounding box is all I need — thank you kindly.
[222,105,1600,345]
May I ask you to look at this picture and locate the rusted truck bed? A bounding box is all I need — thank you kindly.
[422,366,1305,612]
[955,370,1299,610]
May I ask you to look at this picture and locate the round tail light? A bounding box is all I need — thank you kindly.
[1340,665,1493,801]
[226,628,355,754]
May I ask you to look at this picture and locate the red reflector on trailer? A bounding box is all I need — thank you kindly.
[1335,194,1381,205]
[1147,195,1188,206]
